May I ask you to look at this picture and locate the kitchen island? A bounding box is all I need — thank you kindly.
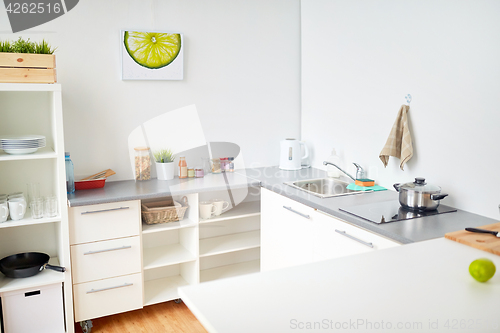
[179,237,500,333]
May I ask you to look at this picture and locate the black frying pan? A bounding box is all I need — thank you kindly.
[0,252,65,278]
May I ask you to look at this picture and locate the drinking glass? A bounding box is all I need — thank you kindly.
[31,197,44,219]
[44,196,58,218]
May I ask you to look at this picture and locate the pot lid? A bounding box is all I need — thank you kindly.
[400,177,441,192]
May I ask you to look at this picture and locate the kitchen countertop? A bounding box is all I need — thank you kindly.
[179,237,500,333]
[67,171,261,207]
[236,167,498,244]
[67,166,498,244]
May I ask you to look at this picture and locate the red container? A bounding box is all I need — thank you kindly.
[75,178,106,190]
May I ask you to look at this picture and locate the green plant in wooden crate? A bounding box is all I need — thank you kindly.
[153,149,175,163]
[0,37,56,54]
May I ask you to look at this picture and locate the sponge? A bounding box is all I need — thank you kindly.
[355,179,375,187]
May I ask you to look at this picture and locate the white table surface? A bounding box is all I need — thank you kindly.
[179,238,500,333]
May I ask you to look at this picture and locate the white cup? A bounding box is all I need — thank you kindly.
[199,201,216,220]
[0,200,8,222]
[8,198,26,221]
[212,199,230,216]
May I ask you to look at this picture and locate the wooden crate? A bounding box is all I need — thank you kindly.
[0,53,56,83]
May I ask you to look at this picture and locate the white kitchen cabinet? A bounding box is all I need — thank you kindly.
[261,188,314,271]
[312,210,399,262]
[69,200,143,323]
[261,188,400,271]
[0,83,73,332]
[69,186,261,322]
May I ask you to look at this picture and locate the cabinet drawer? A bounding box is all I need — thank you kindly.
[69,200,140,245]
[313,211,400,262]
[73,273,143,322]
[71,236,142,284]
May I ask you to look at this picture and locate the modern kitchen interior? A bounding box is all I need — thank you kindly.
[0,0,499,332]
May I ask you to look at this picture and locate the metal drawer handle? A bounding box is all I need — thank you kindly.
[283,206,310,219]
[335,229,374,248]
[84,245,132,255]
[81,206,130,215]
[87,282,133,294]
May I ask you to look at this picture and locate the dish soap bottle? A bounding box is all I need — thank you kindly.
[326,149,341,178]
[65,152,75,193]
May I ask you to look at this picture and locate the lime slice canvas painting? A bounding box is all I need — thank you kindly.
[122,30,183,80]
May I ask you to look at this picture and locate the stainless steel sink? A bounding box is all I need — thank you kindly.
[285,178,370,198]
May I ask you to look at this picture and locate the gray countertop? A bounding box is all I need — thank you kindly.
[67,172,261,207]
[68,166,497,244]
[238,167,497,244]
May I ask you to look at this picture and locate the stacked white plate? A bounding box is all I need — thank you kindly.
[0,135,46,155]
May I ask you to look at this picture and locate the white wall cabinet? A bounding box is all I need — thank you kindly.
[0,83,74,332]
[261,188,400,271]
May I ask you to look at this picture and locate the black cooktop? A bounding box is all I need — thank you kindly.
[339,200,457,224]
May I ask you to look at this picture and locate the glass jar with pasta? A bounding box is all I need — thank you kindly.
[134,147,151,180]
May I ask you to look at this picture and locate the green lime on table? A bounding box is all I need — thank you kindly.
[469,258,496,282]
[124,31,181,69]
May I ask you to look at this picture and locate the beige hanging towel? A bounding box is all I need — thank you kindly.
[379,104,413,170]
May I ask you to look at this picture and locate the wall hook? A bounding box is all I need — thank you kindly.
[405,94,412,105]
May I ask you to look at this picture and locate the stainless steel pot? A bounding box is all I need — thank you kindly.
[393,177,448,211]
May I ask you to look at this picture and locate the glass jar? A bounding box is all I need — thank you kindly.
[228,157,234,172]
[220,158,228,172]
[195,167,204,178]
[211,158,221,174]
[188,168,195,178]
[202,157,211,175]
[178,156,188,179]
[134,147,151,180]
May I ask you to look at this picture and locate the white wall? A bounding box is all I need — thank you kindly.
[0,0,301,180]
[302,0,500,219]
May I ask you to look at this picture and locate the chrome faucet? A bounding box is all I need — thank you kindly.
[323,161,365,181]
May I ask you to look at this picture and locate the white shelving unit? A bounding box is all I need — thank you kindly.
[199,230,260,257]
[0,83,74,332]
[141,187,261,305]
[198,187,261,284]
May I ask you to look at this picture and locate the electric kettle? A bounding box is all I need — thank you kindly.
[279,139,309,170]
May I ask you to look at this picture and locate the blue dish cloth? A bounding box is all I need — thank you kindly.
[346,183,387,191]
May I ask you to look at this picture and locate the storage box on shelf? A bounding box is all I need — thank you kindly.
[0,53,56,83]
[1,283,65,333]
[0,83,72,333]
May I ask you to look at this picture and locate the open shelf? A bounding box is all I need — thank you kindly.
[200,260,260,283]
[0,83,61,92]
[0,147,57,162]
[0,213,61,229]
[199,201,260,224]
[199,230,260,257]
[0,257,65,293]
[142,218,197,234]
[144,275,190,306]
[143,244,196,270]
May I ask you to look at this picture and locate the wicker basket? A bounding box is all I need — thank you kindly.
[141,196,188,225]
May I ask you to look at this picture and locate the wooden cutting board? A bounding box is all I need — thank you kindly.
[445,222,500,256]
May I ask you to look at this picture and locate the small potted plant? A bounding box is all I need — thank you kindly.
[153,149,176,180]
[0,37,57,83]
